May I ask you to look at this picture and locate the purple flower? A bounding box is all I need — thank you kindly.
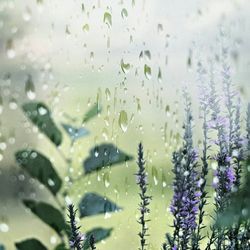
[169,90,200,248]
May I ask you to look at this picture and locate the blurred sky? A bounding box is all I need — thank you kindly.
[0,0,249,165]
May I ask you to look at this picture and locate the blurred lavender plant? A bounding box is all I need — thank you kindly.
[231,97,244,189]
[247,103,250,155]
[136,143,152,250]
[192,61,211,249]
[67,204,85,250]
[166,90,200,250]
[207,61,233,213]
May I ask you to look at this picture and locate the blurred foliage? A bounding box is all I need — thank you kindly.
[14,101,133,249]
[217,158,250,227]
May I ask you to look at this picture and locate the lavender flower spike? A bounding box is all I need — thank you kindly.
[194,61,210,249]
[67,204,85,250]
[168,90,200,249]
[136,143,152,250]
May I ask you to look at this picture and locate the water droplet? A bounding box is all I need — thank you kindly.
[157,68,162,83]
[9,98,17,110]
[187,49,192,70]
[104,172,110,188]
[103,12,112,28]
[242,208,248,217]
[90,51,94,61]
[50,236,57,245]
[48,178,55,186]
[6,39,15,59]
[157,23,163,34]
[94,146,99,157]
[139,51,143,61]
[105,88,111,101]
[144,50,151,60]
[25,75,36,100]
[102,128,108,141]
[118,110,128,132]
[121,59,130,74]
[0,223,9,233]
[38,106,47,115]
[82,23,89,33]
[23,6,32,22]
[144,64,151,80]
[121,8,128,18]
[65,25,71,35]
[162,172,167,187]
[165,105,170,117]
[152,166,158,186]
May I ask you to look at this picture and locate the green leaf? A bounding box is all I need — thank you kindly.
[79,192,122,218]
[15,239,48,250]
[62,123,89,141]
[22,102,62,146]
[83,143,133,174]
[83,228,113,250]
[0,244,5,250]
[15,149,62,195]
[23,199,68,236]
[82,103,101,124]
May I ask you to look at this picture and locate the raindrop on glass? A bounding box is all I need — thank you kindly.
[144,64,151,80]
[82,24,89,33]
[25,75,36,100]
[121,59,130,74]
[121,8,128,19]
[6,39,15,59]
[9,98,17,110]
[118,110,128,133]
[103,12,112,28]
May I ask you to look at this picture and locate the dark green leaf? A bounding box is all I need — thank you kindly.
[79,192,122,218]
[82,103,101,124]
[15,150,62,195]
[22,102,62,146]
[83,143,133,174]
[83,228,113,250]
[15,239,48,250]
[23,199,68,236]
[0,244,5,250]
[62,123,89,141]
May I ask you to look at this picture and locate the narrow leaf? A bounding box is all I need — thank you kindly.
[23,200,68,236]
[83,143,133,174]
[79,192,122,218]
[83,228,113,250]
[82,103,101,124]
[15,149,62,195]
[15,239,48,250]
[22,102,62,146]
